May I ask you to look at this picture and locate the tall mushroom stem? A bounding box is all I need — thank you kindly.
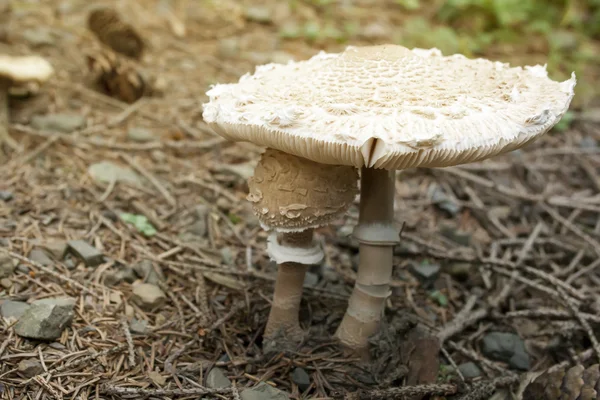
[335,167,399,354]
[264,229,314,345]
[0,77,20,155]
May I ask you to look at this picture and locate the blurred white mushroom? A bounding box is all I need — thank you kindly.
[0,55,54,155]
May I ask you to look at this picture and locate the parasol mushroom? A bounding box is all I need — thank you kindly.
[0,55,54,156]
[202,44,575,354]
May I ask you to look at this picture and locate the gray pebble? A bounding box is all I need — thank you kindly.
[481,332,530,371]
[291,367,310,391]
[31,114,85,133]
[206,367,232,388]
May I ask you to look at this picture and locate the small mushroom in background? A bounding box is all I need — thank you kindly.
[247,150,357,350]
[202,44,575,356]
[0,55,54,157]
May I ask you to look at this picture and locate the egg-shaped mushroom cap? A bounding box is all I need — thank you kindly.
[0,55,54,83]
[248,149,358,232]
[203,45,576,170]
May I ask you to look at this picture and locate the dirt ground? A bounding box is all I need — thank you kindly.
[1,0,600,399]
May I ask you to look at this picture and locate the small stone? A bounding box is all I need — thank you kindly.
[291,367,310,391]
[16,264,29,274]
[481,332,530,371]
[109,292,122,304]
[219,353,231,362]
[18,359,44,377]
[217,38,240,59]
[303,272,319,288]
[0,300,30,320]
[188,205,209,238]
[133,260,164,285]
[40,241,67,260]
[14,297,75,340]
[430,187,461,216]
[125,304,135,319]
[241,382,289,400]
[150,150,166,162]
[458,362,482,379]
[409,261,440,287]
[206,367,232,388]
[244,6,272,23]
[131,283,166,311]
[127,127,155,142]
[67,240,105,267]
[29,248,53,266]
[0,255,15,278]
[580,136,598,149]
[0,278,11,289]
[129,318,148,334]
[88,161,143,186]
[31,114,85,133]
[63,258,76,270]
[22,28,55,47]
[188,219,207,238]
[220,247,235,266]
[0,191,13,201]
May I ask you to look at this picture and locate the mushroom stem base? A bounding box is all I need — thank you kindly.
[0,78,19,156]
[263,230,314,352]
[334,167,398,354]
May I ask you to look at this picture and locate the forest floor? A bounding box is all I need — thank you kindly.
[1,0,600,399]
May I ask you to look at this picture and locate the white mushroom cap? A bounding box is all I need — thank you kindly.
[0,55,55,83]
[203,45,576,170]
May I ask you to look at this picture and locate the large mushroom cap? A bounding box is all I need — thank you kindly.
[0,55,55,83]
[203,44,576,170]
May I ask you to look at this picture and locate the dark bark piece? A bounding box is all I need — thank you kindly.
[400,326,441,400]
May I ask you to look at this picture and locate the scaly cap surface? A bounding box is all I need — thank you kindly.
[248,149,358,232]
[203,45,575,169]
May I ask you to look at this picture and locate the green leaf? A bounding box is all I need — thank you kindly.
[228,213,241,224]
[553,111,575,132]
[119,213,157,237]
[429,290,448,307]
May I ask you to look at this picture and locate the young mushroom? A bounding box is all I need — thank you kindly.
[0,55,54,156]
[202,44,575,354]
[246,148,357,349]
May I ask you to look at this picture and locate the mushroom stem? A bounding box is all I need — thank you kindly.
[0,77,19,154]
[335,167,399,353]
[264,229,313,345]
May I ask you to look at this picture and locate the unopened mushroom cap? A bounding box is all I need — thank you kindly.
[248,149,358,232]
[0,55,54,83]
[203,44,576,170]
